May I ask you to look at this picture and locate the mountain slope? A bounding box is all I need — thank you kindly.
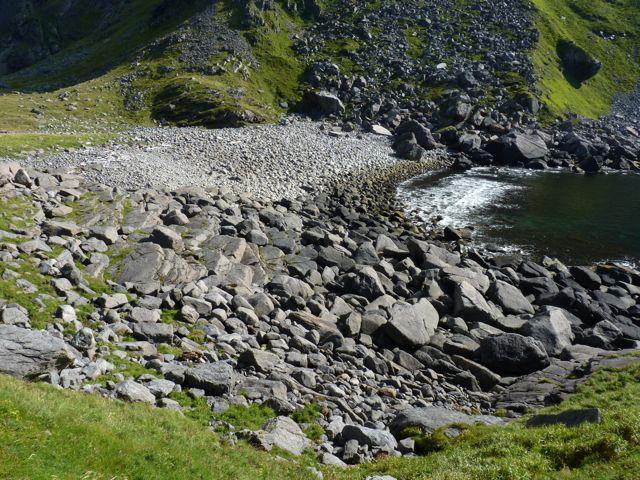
[0,0,638,154]
[0,0,316,134]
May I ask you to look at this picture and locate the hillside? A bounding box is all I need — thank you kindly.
[0,0,638,154]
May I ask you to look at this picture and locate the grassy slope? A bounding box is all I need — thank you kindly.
[1,362,639,479]
[0,374,318,480]
[533,0,640,119]
[0,133,114,157]
[0,0,305,153]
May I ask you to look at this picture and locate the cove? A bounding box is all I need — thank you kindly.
[398,167,640,266]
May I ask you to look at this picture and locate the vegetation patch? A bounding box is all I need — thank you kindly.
[0,374,317,479]
[0,356,639,479]
[532,0,640,119]
[0,133,113,157]
[215,403,277,432]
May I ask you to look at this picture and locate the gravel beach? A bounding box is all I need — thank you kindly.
[23,119,443,200]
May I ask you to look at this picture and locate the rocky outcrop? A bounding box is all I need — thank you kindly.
[0,325,78,379]
[557,39,602,84]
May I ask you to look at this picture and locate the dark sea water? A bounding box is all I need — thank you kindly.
[398,167,640,266]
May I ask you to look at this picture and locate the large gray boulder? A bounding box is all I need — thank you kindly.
[341,424,398,451]
[150,226,184,253]
[252,416,311,456]
[342,266,385,300]
[501,133,548,164]
[383,299,439,348]
[521,307,575,357]
[389,406,505,438]
[114,379,156,404]
[479,333,550,375]
[267,274,314,299]
[238,348,280,373]
[0,325,78,379]
[131,322,174,343]
[306,90,345,116]
[184,362,236,395]
[453,281,500,322]
[488,280,535,315]
[114,243,205,288]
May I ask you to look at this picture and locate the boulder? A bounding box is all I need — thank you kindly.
[42,220,81,236]
[90,226,119,245]
[114,379,156,404]
[305,90,345,116]
[383,299,439,348]
[342,266,385,300]
[479,333,550,375]
[238,348,280,373]
[267,275,314,299]
[570,266,602,290]
[2,306,30,325]
[488,280,535,315]
[252,416,311,456]
[0,325,78,379]
[184,362,236,395]
[150,226,184,253]
[393,133,426,160]
[132,322,174,343]
[521,307,575,357]
[501,133,548,164]
[114,243,204,288]
[371,125,392,136]
[580,320,623,349]
[395,120,439,150]
[289,311,343,345]
[389,406,504,438]
[453,281,499,322]
[341,424,398,451]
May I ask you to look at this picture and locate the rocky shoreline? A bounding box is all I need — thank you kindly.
[0,135,639,467]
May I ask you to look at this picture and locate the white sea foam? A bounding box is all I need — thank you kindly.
[397,167,526,228]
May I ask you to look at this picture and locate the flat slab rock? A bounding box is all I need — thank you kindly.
[0,325,79,379]
[389,406,505,438]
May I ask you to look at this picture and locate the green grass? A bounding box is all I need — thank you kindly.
[3,0,209,90]
[0,374,318,480]
[215,403,277,432]
[532,0,640,119]
[0,349,639,479]
[405,26,429,59]
[327,362,640,480]
[0,133,114,158]
[98,354,160,386]
[149,0,307,126]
